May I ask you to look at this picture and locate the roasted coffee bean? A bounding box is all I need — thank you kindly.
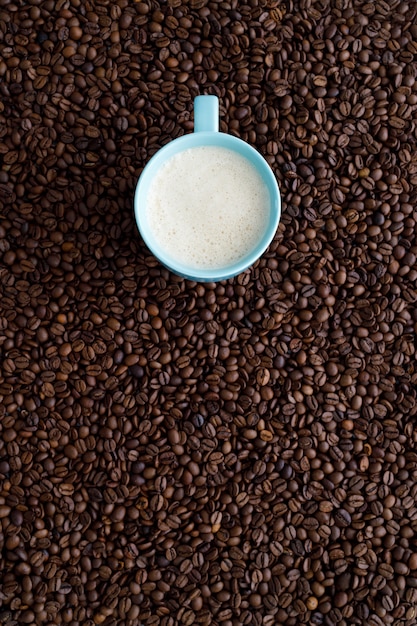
[0,1,416,624]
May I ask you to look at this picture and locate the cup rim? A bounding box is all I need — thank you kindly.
[134,132,281,282]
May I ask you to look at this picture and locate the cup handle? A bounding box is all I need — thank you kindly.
[194,95,219,133]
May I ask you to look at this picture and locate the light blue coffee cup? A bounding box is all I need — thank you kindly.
[134,95,281,282]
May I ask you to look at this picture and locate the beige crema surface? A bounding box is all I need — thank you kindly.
[146,146,270,269]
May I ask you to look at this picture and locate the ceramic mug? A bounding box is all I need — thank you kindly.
[134,95,281,282]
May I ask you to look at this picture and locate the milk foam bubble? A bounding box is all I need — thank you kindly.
[146,146,270,269]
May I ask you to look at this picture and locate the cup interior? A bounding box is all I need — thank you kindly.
[134,132,281,281]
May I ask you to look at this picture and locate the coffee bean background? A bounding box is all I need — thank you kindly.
[1,0,417,625]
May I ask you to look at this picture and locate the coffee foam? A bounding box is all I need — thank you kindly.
[146,146,270,269]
